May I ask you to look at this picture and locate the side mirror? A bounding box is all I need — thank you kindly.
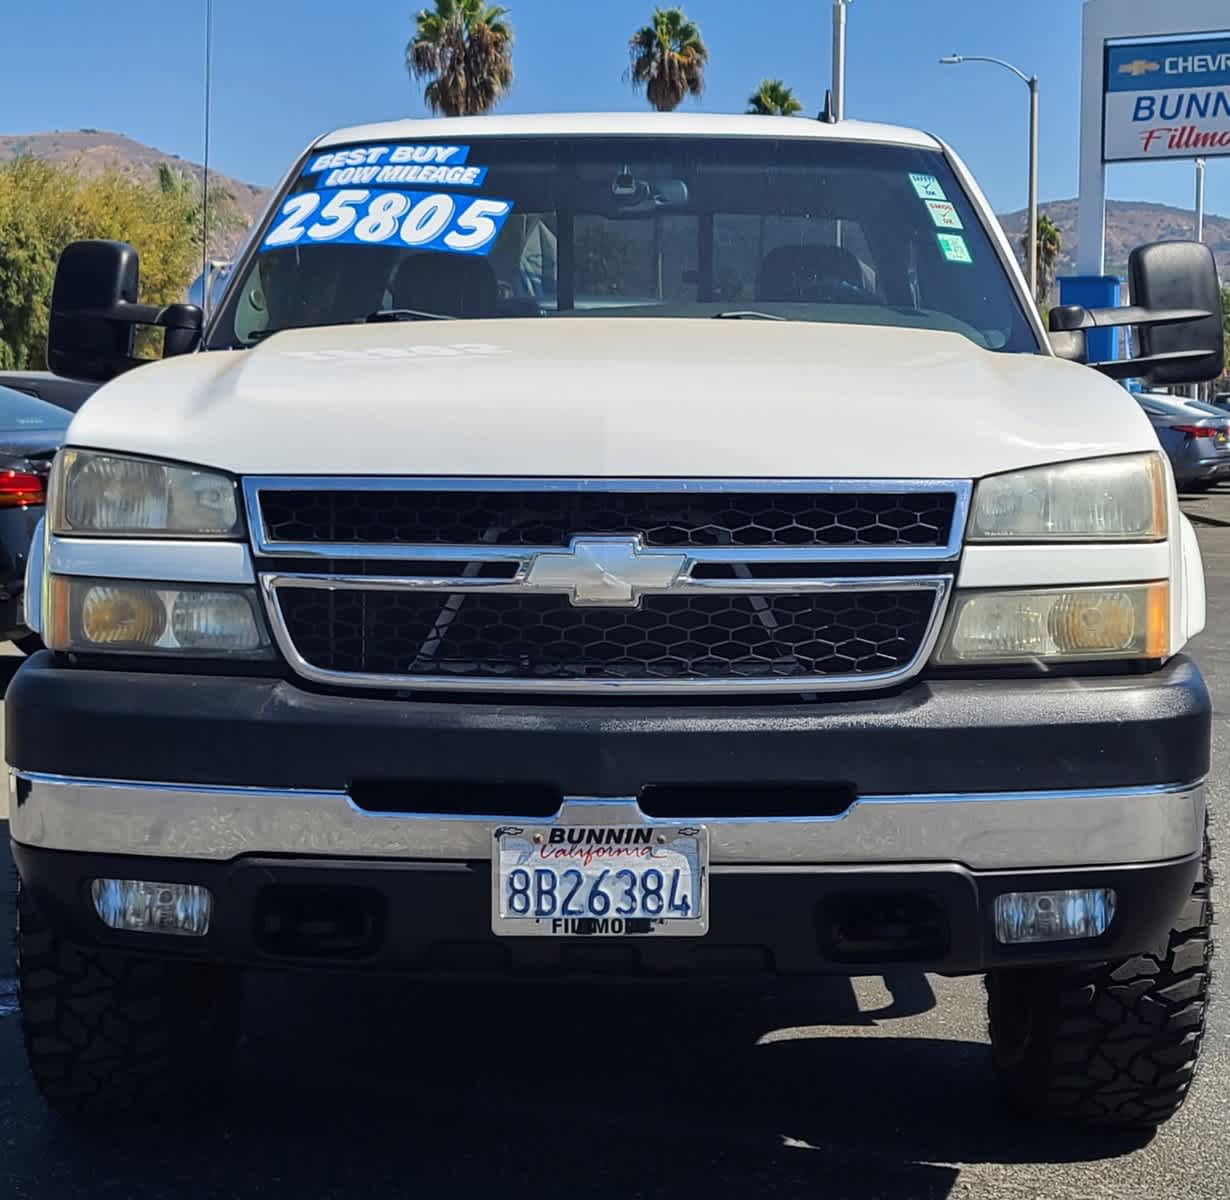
[1129,241,1224,386]
[1046,240,1225,385]
[47,240,203,382]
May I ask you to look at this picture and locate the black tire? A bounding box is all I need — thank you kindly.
[16,882,240,1120]
[12,632,43,655]
[986,842,1213,1129]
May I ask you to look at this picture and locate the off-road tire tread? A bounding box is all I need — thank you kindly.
[16,883,238,1119]
[987,841,1213,1129]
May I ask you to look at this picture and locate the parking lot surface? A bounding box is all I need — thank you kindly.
[1,489,1228,1199]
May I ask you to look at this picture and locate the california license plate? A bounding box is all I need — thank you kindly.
[492,825,708,936]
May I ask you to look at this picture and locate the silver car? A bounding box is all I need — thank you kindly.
[1137,393,1230,491]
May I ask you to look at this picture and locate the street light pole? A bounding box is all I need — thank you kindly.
[940,55,1039,304]
[1027,73,1038,305]
[832,1,851,121]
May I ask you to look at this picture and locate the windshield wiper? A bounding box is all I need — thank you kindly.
[365,308,455,323]
[710,310,786,321]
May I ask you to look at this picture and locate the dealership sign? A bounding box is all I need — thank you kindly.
[1103,35,1230,161]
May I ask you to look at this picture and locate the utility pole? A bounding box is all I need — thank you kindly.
[832,1,851,121]
[1195,157,1206,243]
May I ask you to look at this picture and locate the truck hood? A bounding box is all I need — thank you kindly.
[68,319,1157,479]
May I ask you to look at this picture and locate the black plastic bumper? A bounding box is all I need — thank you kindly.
[11,841,1201,977]
[4,653,1211,796]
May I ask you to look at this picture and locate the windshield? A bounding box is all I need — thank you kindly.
[0,384,69,431]
[208,135,1039,353]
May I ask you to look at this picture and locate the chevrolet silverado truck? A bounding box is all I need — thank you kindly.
[9,113,1225,1126]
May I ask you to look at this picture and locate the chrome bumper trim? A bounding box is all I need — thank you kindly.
[8,772,1205,871]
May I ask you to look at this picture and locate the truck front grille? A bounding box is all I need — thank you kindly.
[246,477,967,695]
[274,588,939,683]
[258,488,958,549]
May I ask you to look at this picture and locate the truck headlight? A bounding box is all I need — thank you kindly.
[51,450,241,538]
[968,453,1166,542]
[934,582,1168,665]
[46,577,271,657]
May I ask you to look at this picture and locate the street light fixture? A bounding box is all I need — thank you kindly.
[941,54,1040,306]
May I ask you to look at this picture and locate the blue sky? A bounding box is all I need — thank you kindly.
[0,0,1226,217]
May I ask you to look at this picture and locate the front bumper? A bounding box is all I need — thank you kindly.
[6,653,1210,975]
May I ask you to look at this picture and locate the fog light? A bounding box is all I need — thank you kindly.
[994,888,1116,944]
[91,879,212,937]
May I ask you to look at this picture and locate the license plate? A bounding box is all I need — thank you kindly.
[492,825,708,936]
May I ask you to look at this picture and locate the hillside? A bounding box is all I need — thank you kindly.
[998,198,1230,280]
[3,130,1228,282]
[0,129,272,257]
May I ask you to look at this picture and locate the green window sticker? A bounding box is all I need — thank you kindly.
[925,200,963,230]
[936,232,973,264]
[909,173,947,201]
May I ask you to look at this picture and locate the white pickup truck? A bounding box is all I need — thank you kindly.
[9,113,1224,1127]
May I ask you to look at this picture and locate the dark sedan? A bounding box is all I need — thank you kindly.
[1137,393,1230,492]
[0,385,69,649]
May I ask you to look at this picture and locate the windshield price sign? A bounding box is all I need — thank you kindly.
[1104,35,1230,161]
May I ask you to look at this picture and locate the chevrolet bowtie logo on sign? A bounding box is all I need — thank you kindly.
[1118,59,1161,78]
[522,536,688,606]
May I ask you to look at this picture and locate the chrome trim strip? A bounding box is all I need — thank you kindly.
[49,537,255,585]
[242,476,973,564]
[9,771,1205,870]
[257,574,952,694]
[262,570,947,597]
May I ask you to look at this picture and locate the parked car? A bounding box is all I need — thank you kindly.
[0,370,101,414]
[11,112,1225,1130]
[0,384,68,649]
[1137,393,1230,491]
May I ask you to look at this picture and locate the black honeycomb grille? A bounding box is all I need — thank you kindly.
[275,588,938,682]
[259,489,957,549]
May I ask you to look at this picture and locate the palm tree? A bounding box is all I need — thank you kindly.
[627,8,708,112]
[746,80,802,116]
[1023,213,1062,306]
[406,0,513,117]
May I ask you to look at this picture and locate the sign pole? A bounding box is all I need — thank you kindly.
[1195,157,1206,242]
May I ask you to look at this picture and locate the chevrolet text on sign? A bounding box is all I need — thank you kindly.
[1104,35,1230,162]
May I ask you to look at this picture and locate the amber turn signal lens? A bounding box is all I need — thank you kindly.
[80,584,166,647]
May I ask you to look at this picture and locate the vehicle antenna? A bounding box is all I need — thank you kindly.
[201,0,214,318]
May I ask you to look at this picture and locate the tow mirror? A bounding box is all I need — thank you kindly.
[1129,242,1224,386]
[47,240,203,382]
[1047,240,1225,385]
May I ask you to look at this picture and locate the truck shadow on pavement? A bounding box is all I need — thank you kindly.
[11,971,1150,1200]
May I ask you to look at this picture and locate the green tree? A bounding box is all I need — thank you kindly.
[0,157,210,370]
[627,7,708,112]
[746,79,802,116]
[157,163,243,261]
[406,0,514,117]
[1021,212,1062,306]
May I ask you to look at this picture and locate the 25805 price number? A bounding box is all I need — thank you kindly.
[262,188,513,256]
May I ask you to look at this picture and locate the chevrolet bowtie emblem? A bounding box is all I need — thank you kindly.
[522,536,688,606]
[1118,59,1160,77]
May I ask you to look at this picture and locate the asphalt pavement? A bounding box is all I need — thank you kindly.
[2,492,1229,1199]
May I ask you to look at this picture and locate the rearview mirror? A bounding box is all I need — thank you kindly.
[47,240,203,382]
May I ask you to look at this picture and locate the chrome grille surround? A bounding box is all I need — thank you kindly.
[245,477,969,695]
